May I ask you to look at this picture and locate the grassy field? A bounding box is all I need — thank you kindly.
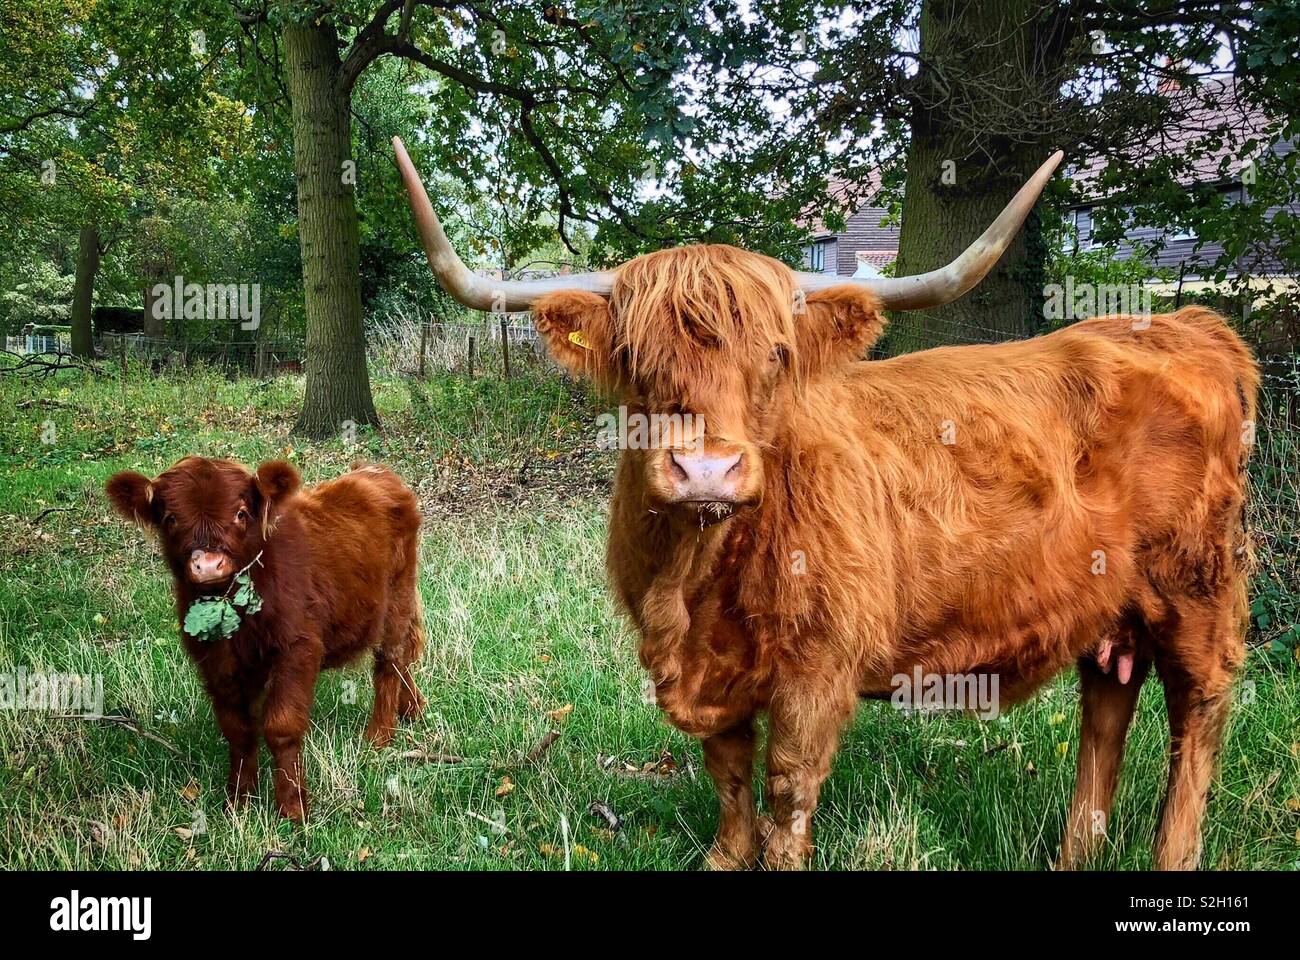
[1,362,1297,871]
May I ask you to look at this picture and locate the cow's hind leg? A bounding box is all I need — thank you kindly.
[1153,598,1243,870]
[701,719,759,870]
[392,558,427,721]
[366,652,404,748]
[368,588,427,746]
[1058,651,1149,869]
[390,602,427,721]
[762,675,856,870]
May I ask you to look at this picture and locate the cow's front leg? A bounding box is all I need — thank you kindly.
[262,638,324,821]
[700,719,759,870]
[211,691,259,807]
[762,675,856,870]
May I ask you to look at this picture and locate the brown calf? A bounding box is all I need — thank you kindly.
[107,458,425,820]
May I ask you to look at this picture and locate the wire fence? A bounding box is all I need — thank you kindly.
[6,305,1296,412]
[367,311,550,380]
[99,333,305,376]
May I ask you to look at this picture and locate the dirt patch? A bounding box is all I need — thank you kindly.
[413,444,614,521]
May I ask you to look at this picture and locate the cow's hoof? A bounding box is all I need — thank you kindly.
[760,827,811,870]
[701,843,755,871]
[276,794,308,823]
[364,722,395,749]
[225,778,257,811]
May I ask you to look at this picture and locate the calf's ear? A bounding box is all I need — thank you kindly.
[105,471,157,525]
[796,285,888,378]
[532,290,616,386]
[255,460,301,502]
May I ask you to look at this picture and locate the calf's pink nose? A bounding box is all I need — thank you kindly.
[189,549,233,584]
[668,450,744,501]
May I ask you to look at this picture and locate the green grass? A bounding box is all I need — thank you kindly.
[1,364,1297,870]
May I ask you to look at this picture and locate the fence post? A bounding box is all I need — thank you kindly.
[418,321,428,378]
[118,334,128,379]
[500,317,511,380]
[468,335,475,378]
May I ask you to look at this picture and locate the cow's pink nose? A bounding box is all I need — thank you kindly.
[667,450,744,501]
[189,550,233,584]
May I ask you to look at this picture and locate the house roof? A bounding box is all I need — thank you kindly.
[856,250,896,268]
[800,170,884,238]
[1068,74,1278,201]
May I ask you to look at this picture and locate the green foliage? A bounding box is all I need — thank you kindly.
[183,570,263,643]
[0,260,74,331]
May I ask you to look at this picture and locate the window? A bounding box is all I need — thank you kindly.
[1070,209,1094,251]
[806,242,826,272]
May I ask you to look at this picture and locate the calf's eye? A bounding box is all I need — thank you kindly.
[236,509,250,523]
[164,514,177,528]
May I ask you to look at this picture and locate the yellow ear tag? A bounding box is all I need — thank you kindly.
[567,330,592,350]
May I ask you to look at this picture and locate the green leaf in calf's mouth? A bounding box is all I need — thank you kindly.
[182,557,265,642]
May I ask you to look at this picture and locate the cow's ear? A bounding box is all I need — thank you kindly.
[795,285,887,377]
[532,290,616,384]
[105,471,158,526]
[255,461,301,503]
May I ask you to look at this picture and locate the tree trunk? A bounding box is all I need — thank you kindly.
[283,18,378,438]
[892,0,1064,351]
[70,223,100,357]
[143,285,164,337]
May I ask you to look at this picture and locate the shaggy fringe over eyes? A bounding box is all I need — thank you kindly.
[611,245,798,380]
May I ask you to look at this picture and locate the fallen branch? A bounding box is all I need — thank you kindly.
[15,397,79,410]
[255,849,326,871]
[525,730,560,763]
[398,749,464,764]
[32,506,75,525]
[1,349,102,378]
[588,800,622,832]
[51,712,181,754]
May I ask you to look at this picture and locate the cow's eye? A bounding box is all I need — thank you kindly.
[235,508,249,523]
[769,345,787,367]
[163,514,177,528]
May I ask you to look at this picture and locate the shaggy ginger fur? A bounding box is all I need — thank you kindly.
[533,244,1258,871]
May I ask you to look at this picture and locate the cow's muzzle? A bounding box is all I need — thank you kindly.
[658,445,753,524]
[188,549,234,586]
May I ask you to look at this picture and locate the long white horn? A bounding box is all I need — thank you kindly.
[393,137,615,311]
[797,151,1064,310]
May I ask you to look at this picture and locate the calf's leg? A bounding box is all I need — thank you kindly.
[212,694,259,807]
[1057,654,1149,869]
[377,591,426,733]
[762,675,856,870]
[263,641,323,821]
[366,653,404,747]
[700,719,759,870]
